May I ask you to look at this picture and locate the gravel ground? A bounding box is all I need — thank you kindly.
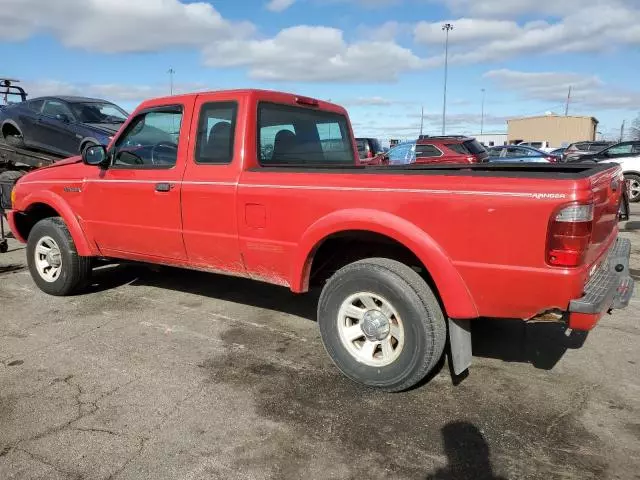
[1,208,639,480]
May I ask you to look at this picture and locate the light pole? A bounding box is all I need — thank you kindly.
[480,88,485,136]
[441,23,453,136]
[168,68,175,95]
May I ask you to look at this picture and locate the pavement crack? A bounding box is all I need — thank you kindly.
[104,436,148,480]
[16,447,83,479]
[72,427,120,436]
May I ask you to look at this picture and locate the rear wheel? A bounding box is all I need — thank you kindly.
[26,218,91,296]
[625,173,640,203]
[318,258,446,392]
[2,124,25,148]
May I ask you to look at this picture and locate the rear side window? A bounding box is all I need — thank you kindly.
[445,143,468,155]
[27,99,44,113]
[356,139,366,152]
[415,144,442,157]
[194,102,237,164]
[258,103,354,166]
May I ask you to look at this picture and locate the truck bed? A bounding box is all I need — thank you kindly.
[253,161,613,179]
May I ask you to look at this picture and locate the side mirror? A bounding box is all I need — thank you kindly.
[55,113,71,123]
[82,145,109,168]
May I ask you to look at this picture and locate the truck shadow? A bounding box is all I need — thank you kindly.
[88,263,319,321]
[471,319,588,370]
[88,263,587,371]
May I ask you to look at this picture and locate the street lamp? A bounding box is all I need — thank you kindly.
[168,68,175,95]
[480,88,486,136]
[441,23,453,136]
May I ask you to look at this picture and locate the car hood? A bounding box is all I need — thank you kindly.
[81,122,122,135]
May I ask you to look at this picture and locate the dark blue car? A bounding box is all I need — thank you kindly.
[0,96,128,157]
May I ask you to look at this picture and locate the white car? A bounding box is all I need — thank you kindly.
[579,141,640,202]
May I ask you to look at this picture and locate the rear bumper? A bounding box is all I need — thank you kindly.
[568,237,634,330]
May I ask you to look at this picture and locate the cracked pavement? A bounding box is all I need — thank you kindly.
[1,208,639,480]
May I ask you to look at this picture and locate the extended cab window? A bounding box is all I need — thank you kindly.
[111,107,182,168]
[415,144,442,158]
[195,102,237,164]
[258,103,354,166]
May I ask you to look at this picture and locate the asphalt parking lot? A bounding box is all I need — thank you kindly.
[1,209,639,480]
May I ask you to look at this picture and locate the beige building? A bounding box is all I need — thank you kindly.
[507,115,598,148]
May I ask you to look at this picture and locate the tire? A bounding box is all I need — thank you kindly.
[318,258,447,392]
[625,173,640,203]
[2,127,25,149]
[0,170,24,211]
[26,217,91,296]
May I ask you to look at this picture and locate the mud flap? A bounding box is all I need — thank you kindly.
[448,318,472,375]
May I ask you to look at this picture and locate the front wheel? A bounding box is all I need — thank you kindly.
[625,173,640,203]
[26,217,91,296]
[318,258,446,392]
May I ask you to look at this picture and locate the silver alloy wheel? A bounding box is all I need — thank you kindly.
[34,236,63,283]
[628,178,640,202]
[337,292,405,367]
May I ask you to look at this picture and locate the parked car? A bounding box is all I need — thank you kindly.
[488,145,560,163]
[563,141,613,162]
[0,96,128,157]
[575,141,640,202]
[355,137,383,160]
[6,89,632,391]
[549,147,567,157]
[383,141,416,165]
[517,141,555,152]
[414,135,489,164]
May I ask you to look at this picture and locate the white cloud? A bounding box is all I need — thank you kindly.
[22,80,209,105]
[0,0,254,53]
[266,0,296,12]
[484,69,640,111]
[203,25,426,82]
[436,0,637,18]
[415,4,640,64]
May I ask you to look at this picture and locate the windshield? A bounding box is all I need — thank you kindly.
[70,102,128,124]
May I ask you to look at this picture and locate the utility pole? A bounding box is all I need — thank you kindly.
[564,85,572,116]
[168,68,175,95]
[620,120,626,142]
[480,88,486,135]
[441,23,453,136]
[420,105,424,137]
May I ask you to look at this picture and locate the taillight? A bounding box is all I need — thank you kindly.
[466,155,475,163]
[546,156,557,163]
[547,203,594,267]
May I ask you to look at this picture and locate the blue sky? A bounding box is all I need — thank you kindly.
[1,0,639,142]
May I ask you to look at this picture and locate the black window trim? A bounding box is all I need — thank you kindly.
[415,143,443,158]
[193,100,238,166]
[255,100,356,168]
[109,104,183,171]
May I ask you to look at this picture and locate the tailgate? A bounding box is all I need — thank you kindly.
[584,165,624,268]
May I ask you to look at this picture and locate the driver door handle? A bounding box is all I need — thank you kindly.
[155,183,174,192]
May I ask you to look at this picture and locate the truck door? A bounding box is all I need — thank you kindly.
[81,104,188,260]
[179,95,244,275]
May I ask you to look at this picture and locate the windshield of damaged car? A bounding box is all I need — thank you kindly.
[71,102,129,124]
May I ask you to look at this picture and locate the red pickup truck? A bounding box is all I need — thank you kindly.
[6,89,634,391]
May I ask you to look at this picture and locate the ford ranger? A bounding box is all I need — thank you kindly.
[5,89,634,391]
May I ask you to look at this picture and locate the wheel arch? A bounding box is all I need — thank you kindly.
[1,119,23,137]
[15,191,97,256]
[291,208,478,319]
